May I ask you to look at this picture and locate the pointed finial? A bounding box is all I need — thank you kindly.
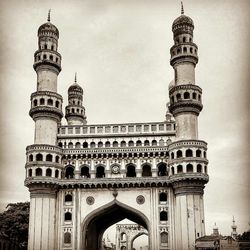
[48,9,51,22]
[181,2,184,15]
[74,72,77,83]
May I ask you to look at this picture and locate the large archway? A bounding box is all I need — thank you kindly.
[131,232,149,250]
[81,200,150,250]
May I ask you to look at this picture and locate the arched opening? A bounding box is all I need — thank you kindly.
[160,232,168,244]
[36,153,43,161]
[33,99,38,107]
[186,164,193,173]
[29,154,33,162]
[35,168,42,176]
[183,47,187,53]
[121,140,126,147]
[126,164,136,177]
[128,140,134,147]
[197,164,202,173]
[121,232,126,242]
[144,140,150,146]
[158,163,167,176]
[192,92,197,99]
[82,200,149,250]
[65,194,73,202]
[176,93,181,100]
[96,166,105,178]
[81,166,90,178]
[68,142,73,149]
[65,165,74,179]
[55,169,59,178]
[28,169,32,177]
[196,149,202,157]
[159,139,164,146]
[152,140,157,146]
[75,142,81,148]
[142,164,152,177]
[171,152,174,159]
[184,92,190,99]
[55,155,60,163]
[46,154,53,162]
[83,142,88,148]
[183,36,186,43]
[113,141,118,147]
[186,149,193,157]
[64,232,71,244]
[160,211,168,221]
[177,165,183,173]
[105,141,111,148]
[136,140,142,147]
[65,212,72,221]
[171,167,175,175]
[40,98,45,105]
[176,150,183,158]
[131,232,149,250]
[159,193,167,203]
[90,142,96,148]
[46,168,52,177]
[98,141,103,148]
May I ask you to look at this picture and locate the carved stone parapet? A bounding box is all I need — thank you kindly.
[172,179,207,195]
[29,106,63,121]
[168,140,207,151]
[26,144,62,154]
[170,54,198,66]
[168,157,209,165]
[33,63,61,75]
[169,84,202,95]
[27,183,58,198]
[25,161,63,169]
[169,100,203,116]
[31,91,63,100]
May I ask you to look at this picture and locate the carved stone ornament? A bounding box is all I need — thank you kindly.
[111,165,120,174]
[136,195,145,205]
[86,196,95,205]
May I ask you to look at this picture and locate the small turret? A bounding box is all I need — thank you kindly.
[212,223,219,236]
[65,73,87,125]
[231,216,238,239]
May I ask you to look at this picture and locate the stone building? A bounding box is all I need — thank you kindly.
[25,5,209,250]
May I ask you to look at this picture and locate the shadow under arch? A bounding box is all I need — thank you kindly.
[81,199,150,250]
[130,231,149,250]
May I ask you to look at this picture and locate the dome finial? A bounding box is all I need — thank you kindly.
[181,2,184,15]
[74,72,77,83]
[47,9,51,22]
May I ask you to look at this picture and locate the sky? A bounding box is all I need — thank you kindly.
[0,0,249,240]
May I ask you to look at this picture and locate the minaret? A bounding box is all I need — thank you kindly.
[25,11,63,250]
[168,4,209,250]
[231,216,238,239]
[212,223,219,236]
[65,73,87,125]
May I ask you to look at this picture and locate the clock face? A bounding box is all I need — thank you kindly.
[112,165,120,174]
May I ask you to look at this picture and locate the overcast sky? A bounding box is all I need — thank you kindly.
[0,0,249,238]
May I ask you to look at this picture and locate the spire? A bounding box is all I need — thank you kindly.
[231,216,237,239]
[74,72,77,84]
[181,2,184,15]
[47,9,51,22]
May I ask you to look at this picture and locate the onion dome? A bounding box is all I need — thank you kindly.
[68,73,83,94]
[38,10,59,37]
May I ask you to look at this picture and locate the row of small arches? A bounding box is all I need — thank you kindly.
[33,98,60,108]
[176,36,192,44]
[28,153,60,163]
[35,53,60,63]
[170,163,207,174]
[65,107,84,115]
[170,149,206,159]
[59,139,165,149]
[170,91,201,103]
[172,46,197,56]
[28,167,60,178]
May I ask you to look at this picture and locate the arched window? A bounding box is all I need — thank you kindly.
[205,165,207,174]
[176,150,183,158]
[161,232,168,243]
[136,140,142,147]
[204,151,207,158]
[49,55,53,60]
[55,156,59,163]
[144,140,150,146]
[33,99,38,107]
[40,98,45,105]
[184,92,190,99]
[90,142,96,148]
[28,169,32,177]
[51,45,54,51]
[183,47,187,53]
[197,164,202,173]
[198,94,201,101]
[81,166,90,178]
[35,168,42,176]
[152,140,157,146]
[113,141,118,147]
[177,165,183,173]
[55,101,59,108]
[121,141,126,147]
[186,164,193,173]
[68,142,73,149]
[171,96,175,103]
[128,140,134,147]
[126,164,136,177]
[58,142,63,148]
[196,149,201,157]
[121,232,126,241]
[105,141,111,148]
[64,232,71,244]
[44,44,47,49]
[142,164,152,177]
[98,141,103,148]
[159,139,164,146]
[189,37,192,42]
[56,57,59,62]
[46,154,53,162]
[65,166,74,179]
[29,154,33,162]
[177,48,181,54]
[158,163,167,176]
[160,211,168,221]
[75,142,81,148]
[171,152,174,159]
[159,192,167,202]
[183,37,186,43]
[171,167,175,175]
[186,149,193,157]
[176,93,181,100]
[83,142,88,148]
[46,168,52,177]
[55,169,59,178]
[96,166,105,178]
[36,153,43,161]
[64,212,72,221]
[65,194,72,202]
[192,92,197,99]
[43,54,47,59]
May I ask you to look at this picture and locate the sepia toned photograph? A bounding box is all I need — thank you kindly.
[0,0,249,249]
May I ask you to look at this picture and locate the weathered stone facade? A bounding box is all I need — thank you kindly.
[25,7,209,250]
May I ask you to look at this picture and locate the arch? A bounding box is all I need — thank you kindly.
[49,55,53,60]
[192,92,197,99]
[46,168,52,177]
[47,98,53,106]
[81,166,90,178]
[35,168,42,176]
[55,155,60,163]
[204,165,207,174]
[130,231,149,250]
[160,232,168,243]
[204,151,207,158]
[190,47,193,53]
[136,140,142,147]
[65,194,73,202]
[144,140,150,146]
[197,164,202,173]
[55,169,59,178]
[176,150,183,158]
[159,139,164,146]
[171,167,175,175]
[46,154,53,162]
[113,141,118,147]
[96,165,105,178]
[176,93,181,100]
[36,153,43,161]
[105,141,111,148]
[81,200,150,250]
[186,149,193,157]
[83,142,88,148]
[65,212,72,221]
[120,140,126,147]
[65,165,74,179]
[160,211,168,221]
[177,165,183,173]
[40,98,45,105]
[184,92,190,99]
[90,142,96,148]
[55,100,59,108]
[68,142,74,149]
[152,140,157,146]
[158,163,167,176]
[64,232,71,244]
[159,192,167,202]
[121,232,127,241]
[33,99,38,107]
[171,152,174,159]
[142,164,152,177]
[43,54,47,59]
[128,140,134,147]
[126,164,136,177]
[98,141,103,148]
[186,164,193,173]
[183,36,186,43]
[75,142,81,148]
[183,47,187,53]
[28,169,32,177]
[29,154,33,162]
[196,149,202,157]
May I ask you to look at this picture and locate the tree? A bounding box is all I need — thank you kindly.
[0,202,29,250]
